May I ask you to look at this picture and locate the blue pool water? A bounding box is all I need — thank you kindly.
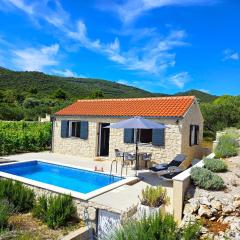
[0,161,123,194]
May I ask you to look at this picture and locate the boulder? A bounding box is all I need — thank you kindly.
[222,205,236,215]
[199,196,211,206]
[198,205,212,218]
[234,194,240,201]
[233,200,240,208]
[211,199,222,211]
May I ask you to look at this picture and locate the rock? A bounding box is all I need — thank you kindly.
[200,226,208,234]
[211,199,222,211]
[87,207,96,221]
[234,194,240,201]
[217,216,224,222]
[222,205,236,215]
[230,178,238,187]
[199,196,211,206]
[184,204,194,215]
[198,205,212,218]
[210,216,216,221]
[233,200,240,208]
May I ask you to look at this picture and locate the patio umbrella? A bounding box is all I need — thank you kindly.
[105,117,167,174]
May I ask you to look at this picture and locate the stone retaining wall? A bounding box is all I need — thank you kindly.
[172,153,214,223]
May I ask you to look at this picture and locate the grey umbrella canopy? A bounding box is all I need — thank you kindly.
[106,117,167,175]
[106,116,166,130]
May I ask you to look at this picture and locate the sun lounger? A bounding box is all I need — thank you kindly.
[149,154,186,172]
[157,164,188,180]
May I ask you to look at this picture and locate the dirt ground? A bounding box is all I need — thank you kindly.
[0,213,84,240]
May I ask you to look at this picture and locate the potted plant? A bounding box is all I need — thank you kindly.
[138,186,168,218]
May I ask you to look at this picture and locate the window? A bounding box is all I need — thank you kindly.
[70,121,80,137]
[139,129,152,143]
[189,125,199,146]
[124,128,165,145]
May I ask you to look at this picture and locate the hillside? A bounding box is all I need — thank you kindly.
[174,90,217,103]
[0,67,216,102]
[0,67,152,99]
[0,67,221,121]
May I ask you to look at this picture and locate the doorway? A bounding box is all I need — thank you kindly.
[98,123,110,157]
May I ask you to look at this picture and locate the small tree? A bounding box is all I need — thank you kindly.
[53,88,68,100]
[90,89,104,99]
[29,87,38,94]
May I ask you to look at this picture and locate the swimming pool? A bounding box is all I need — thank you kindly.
[0,160,134,200]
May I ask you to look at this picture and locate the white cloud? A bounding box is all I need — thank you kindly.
[102,0,217,24]
[51,69,87,78]
[223,49,239,61]
[1,0,69,29]
[2,0,34,14]
[0,0,191,80]
[199,88,210,93]
[13,44,59,71]
[0,0,188,75]
[52,69,76,77]
[67,21,187,74]
[170,72,190,88]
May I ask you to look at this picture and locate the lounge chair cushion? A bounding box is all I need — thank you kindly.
[149,154,186,172]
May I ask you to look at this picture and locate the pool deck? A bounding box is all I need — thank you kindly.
[1,151,173,214]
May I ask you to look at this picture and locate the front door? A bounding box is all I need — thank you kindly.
[98,123,110,156]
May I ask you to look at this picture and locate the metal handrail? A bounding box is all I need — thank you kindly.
[110,159,118,178]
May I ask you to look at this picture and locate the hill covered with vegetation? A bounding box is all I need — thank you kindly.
[1,67,239,140]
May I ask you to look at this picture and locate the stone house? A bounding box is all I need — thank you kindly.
[52,96,204,163]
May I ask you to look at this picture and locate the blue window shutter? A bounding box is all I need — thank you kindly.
[61,121,69,138]
[152,129,165,146]
[124,129,134,143]
[80,121,88,140]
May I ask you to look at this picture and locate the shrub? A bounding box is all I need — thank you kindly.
[33,194,76,229]
[203,158,228,172]
[0,200,13,228]
[106,212,201,240]
[140,186,168,207]
[191,167,225,190]
[0,179,35,213]
[181,221,202,240]
[214,134,238,158]
[32,195,48,221]
[0,121,51,155]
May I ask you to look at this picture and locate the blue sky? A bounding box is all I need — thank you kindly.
[0,0,239,95]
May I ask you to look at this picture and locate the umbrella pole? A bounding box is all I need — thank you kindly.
[135,129,138,177]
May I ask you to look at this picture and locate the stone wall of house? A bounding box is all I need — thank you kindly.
[52,116,183,163]
[181,101,204,162]
[52,104,204,163]
[108,118,182,163]
[52,117,98,159]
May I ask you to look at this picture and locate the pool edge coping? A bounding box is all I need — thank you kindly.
[0,159,138,201]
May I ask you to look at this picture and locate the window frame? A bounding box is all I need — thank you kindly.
[69,121,81,138]
[189,124,199,146]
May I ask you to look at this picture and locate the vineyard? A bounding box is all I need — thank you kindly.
[0,121,51,155]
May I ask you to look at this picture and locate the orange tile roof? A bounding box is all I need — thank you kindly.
[55,96,195,118]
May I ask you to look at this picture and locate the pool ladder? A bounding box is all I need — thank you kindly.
[110,159,118,178]
[110,159,126,178]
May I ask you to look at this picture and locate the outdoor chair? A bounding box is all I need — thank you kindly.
[111,149,124,174]
[149,154,186,172]
[141,152,152,168]
[121,152,136,176]
[157,163,188,181]
[115,149,124,160]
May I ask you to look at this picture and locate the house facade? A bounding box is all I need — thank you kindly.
[52,96,204,163]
